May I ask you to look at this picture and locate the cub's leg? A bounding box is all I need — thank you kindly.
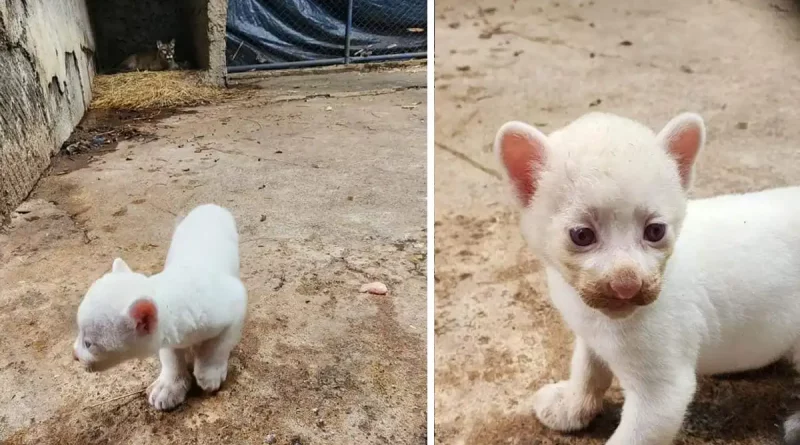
[607,366,696,445]
[533,337,613,431]
[148,348,192,410]
[193,323,243,392]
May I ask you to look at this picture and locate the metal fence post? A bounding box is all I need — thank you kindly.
[344,0,354,64]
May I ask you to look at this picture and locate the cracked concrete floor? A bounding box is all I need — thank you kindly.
[0,69,427,444]
[434,0,800,444]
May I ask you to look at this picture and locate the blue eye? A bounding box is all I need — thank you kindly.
[84,340,92,349]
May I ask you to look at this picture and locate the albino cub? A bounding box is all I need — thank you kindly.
[73,204,247,411]
[494,112,800,444]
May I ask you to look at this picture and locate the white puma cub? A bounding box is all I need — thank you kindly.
[73,204,247,411]
[494,112,800,444]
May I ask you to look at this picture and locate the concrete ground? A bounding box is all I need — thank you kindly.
[0,69,426,444]
[434,0,800,444]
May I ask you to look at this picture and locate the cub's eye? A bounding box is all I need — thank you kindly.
[644,223,667,242]
[569,227,596,247]
[84,340,92,349]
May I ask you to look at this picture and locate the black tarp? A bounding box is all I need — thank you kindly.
[226,0,426,67]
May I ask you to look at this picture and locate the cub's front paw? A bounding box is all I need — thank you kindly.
[147,374,191,411]
[194,362,228,393]
[533,381,603,432]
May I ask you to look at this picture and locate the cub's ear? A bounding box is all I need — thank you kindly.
[169,39,175,46]
[127,298,158,335]
[656,112,705,191]
[494,121,550,207]
[111,258,132,274]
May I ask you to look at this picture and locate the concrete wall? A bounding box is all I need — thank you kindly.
[0,0,95,220]
[203,0,228,86]
[187,0,229,85]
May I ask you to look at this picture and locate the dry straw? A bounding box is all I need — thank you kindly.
[90,70,229,111]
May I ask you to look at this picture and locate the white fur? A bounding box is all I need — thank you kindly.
[495,112,800,444]
[73,204,247,411]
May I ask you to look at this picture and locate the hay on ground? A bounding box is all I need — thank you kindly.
[91,70,228,111]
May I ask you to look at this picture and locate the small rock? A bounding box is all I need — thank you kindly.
[456,65,471,72]
[680,65,694,74]
[312,408,319,415]
[275,150,283,154]
[589,98,602,107]
[513,50,523,56]
[316,419,325,428]
[325,106,333,111]
[736,122,748,130]
[311,163,320,169]
[619,40,633,46]
[260,214,267,222]
[360,282,388,295]
[265,434,276,444]
[448,22,460,29]
[182,168,190,172]
[589,52,595,58]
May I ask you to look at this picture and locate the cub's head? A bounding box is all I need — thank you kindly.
[73,258,160,371]
[156,39,176,62]
[495,112,705,317]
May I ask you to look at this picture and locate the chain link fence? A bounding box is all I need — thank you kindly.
[226,0,427,72]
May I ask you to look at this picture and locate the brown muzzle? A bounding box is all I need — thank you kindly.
[577,267,661,310]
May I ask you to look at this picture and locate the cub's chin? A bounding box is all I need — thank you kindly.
[597,304,640,320]
[584,297,651,320]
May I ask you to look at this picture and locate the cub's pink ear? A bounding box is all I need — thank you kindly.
[128,299,158,335]
[494,121,549,206]
[656,113,705,190]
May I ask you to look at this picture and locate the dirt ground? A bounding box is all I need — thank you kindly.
[434,0,800,444]
[0,69,426,444]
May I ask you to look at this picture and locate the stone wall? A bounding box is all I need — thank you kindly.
[0,0,95,220]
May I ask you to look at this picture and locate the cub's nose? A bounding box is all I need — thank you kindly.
[609,276,642,300]
[72,349,79,361]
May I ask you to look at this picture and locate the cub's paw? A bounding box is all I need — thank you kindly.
[532,381,603,432]
[194,363,228,393]
[147,374,191,411]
